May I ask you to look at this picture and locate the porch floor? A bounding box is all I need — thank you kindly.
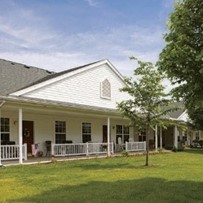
[1,150,171,167]
[1,154,107,166]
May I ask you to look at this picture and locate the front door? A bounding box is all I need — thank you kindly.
[103,125,107,142]
[23,121,34,154]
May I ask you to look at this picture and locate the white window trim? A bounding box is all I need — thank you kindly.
[81,122,92,143]
[116,125,129,143]
[54,120,67,143]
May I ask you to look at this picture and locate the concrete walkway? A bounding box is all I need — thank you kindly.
[1,155,108,166]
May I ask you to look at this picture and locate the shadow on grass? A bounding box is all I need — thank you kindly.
[68,162,160,171]
[184,148,203,155]
[63,156,154,170]
[8,178,203,203]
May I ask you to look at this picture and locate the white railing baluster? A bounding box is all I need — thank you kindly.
[125,142,128,151]
[24,143,27,160]
[51,142,114,157]
[86,142,89,156]
[111,142,114,154]
[0,144,27,161]
[125,141,146,152]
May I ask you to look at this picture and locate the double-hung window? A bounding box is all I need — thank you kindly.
[82,122,91,143]
[116,125,129,144]
[55,121,66,144]
[0,118,10,144]
[138,130,146,142]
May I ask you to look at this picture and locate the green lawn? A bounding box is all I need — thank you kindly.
[0,149,203,203]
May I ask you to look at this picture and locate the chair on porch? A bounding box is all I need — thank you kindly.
[45,141,51,156]
[116,137,123,152]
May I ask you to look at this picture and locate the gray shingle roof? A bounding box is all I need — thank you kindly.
[168,102,185,119]
[0,59,54,96]
[0,58,105,95]
[21,59,104,89]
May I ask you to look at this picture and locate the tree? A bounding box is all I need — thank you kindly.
[158,0,203,128]
[117,58,178,166]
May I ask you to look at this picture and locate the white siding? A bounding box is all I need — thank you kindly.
[23,64,128,109]
[1,110,132,155]
[178,111,189,122]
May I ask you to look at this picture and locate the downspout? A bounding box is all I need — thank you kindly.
[0,100,5,108]
[0,100,6,167]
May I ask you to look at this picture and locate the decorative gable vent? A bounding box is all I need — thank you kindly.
[101,79,111,99]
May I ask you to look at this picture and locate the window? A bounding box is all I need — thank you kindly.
[101,79,111,99]
[0,118,10,144]
[82,122,91,143]
[55,121,66,144]
[116,125,129,144]
[195,131,199,140]
[138,130,146,142]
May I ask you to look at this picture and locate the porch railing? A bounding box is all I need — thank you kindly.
[52,142,114,157]
[125,141,146,152]
[0,144,27,161]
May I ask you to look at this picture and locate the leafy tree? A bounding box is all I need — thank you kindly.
[117,58,178,166]
[158,0,203,128]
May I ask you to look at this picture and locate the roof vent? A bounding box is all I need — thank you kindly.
[24,65,30,69]
[46,70,52,74]
[11,62,15,65]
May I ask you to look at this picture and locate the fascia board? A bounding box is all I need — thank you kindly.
[10,60,125,96]
[177,110,187,121]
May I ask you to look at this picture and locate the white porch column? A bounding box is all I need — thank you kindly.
[174,125,178,148]
[107,117,111,157]
[160,127,163,150]
[19,108,23,164]
[199,130,201,139]
[187,130,190,146]
[155,125,158,151]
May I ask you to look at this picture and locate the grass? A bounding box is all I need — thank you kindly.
[0,149,203,203]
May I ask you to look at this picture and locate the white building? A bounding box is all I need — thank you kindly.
[0,59,200,163]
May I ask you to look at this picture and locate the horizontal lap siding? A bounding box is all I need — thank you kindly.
[2,111,133,154]
[24,64,128,109]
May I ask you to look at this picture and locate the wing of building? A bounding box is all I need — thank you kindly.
[0,58,201,163]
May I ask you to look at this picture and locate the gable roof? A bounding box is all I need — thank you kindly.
[21,60,104,89]
[11,59,125,96]
[0,59,54,96]
[168,102,185,119]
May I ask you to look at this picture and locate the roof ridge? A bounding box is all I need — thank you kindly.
[13,59,107,92]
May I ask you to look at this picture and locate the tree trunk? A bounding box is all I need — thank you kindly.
[145,127,150,166]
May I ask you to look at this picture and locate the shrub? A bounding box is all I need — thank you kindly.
[165,145,173,150]
[172,146,177,152]
[198,140,203,147]
[177,143,185,151]
[122,150,129,157]
[191,139,200,148]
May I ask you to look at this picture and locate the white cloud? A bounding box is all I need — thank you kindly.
[85,0,100,7]
[0,25,165,75]
[0,3,56,49]
[0,1,167,79]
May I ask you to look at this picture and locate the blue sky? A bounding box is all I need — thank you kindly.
[0,0,174,76]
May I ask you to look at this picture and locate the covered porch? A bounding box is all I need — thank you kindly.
[0,97,147,164]
[152,124,202,151]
